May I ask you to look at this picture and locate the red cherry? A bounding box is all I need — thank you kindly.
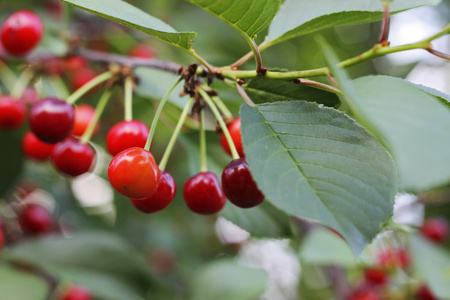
[129,44,157,59]
[22,131,55,161]
[60,285,92,300]
[183,172,226,215]
[29,98,74,144]
[0,10,43,56]
[72,104,100,137]
[220,118,244,158]
[421,217,449,243]
[51,137,95,177]
[108,147,160,199]
[363,268,388,286]
[417,284,438,300]
[0,95,26,130]
[130,171,176,213]
[69,68,98,93]
[19,204,53,235]
[0,229,5,250]
[221,158,264,208]
[43,56,64,76]
[106,120,150,156]
[64,56,88,73]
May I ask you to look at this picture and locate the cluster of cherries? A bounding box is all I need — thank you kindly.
[0,9,265,217]
[345,217,449,300]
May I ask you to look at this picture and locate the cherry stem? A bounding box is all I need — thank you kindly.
[144,77,183,152]
[80,87,114,144]
[235,82,256,107]
[377,2,391,44]
[158,97,194,171]
[66,71,114,105]
[199,109,208,172]
[202,84,233,118]
[0,60,17,92]
[11,68,34,98]
[198,89,240,160]
[293,78,342,94]
[124,76,133,122]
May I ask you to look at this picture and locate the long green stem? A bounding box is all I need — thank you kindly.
[66,71,114,105]
[199,109,207,173]
[158,98,194,171]
[124,76,133,121]
[202,84,233,118]
[198,89,240,160]
[11,69,34,98]
[47,76,70,99]
[0,60,17,92]
[80,88,114,144]
[144,77,183,152]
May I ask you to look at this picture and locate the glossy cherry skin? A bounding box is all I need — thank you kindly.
[0,10,44,56]
[22,131,55,161]
[108,147,161,199]
[51,137,95,177]
[106,120,150,156]
[72,104,100,137]
[29,98,74,144]
[19,204,53,235]
[421,217,449,243]
[221,158,264,208]
[60,285,92,300]
[363,268,388,286]
[183,172,226,215]
[130,171,176,213]
[129,44,156,59]
[220,118,244,158]
[0,95,26,130]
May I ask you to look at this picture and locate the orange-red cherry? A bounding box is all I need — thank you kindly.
[106,120,150,156]
[72,104,100,137]
[108,147,161,199]
[22,131,55,161]
[220,117,244,158]
[0,95,27,130]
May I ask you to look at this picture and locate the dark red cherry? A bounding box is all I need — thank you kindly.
[0,95,26,130]
[72,104,100,137]
[220,117,244,158]
[60,285,92,300]
[51,137,95,177]
[0,10,44,56]
[0,229,4,250]
[29,98,74,144]
[108,147,160,199]
[129,43,156,59]
[19,204,53,235]
[106,120,150,156]
[22,131,55,161]
[417,284,438,300]
[130,171,176,213]
[183,172,226,215]
[221,158,264,208]
[421,217,449,243]
[363,268,388,286]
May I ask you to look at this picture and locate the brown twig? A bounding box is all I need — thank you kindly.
[378,2,391,45]
[235,80,256,107]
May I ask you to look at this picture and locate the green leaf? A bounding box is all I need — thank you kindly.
[244,78,339,107]
[350,76,450,192]
[240,101,397,255]
[409,235,450,299]
[299,228,356,267]
[5,232,157,300]
[61,0,196,50]
[0,264,48,300]
[0,132,23,197]
[191,259,267,300]
[186,0,280,38]
[266,0,440,45]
